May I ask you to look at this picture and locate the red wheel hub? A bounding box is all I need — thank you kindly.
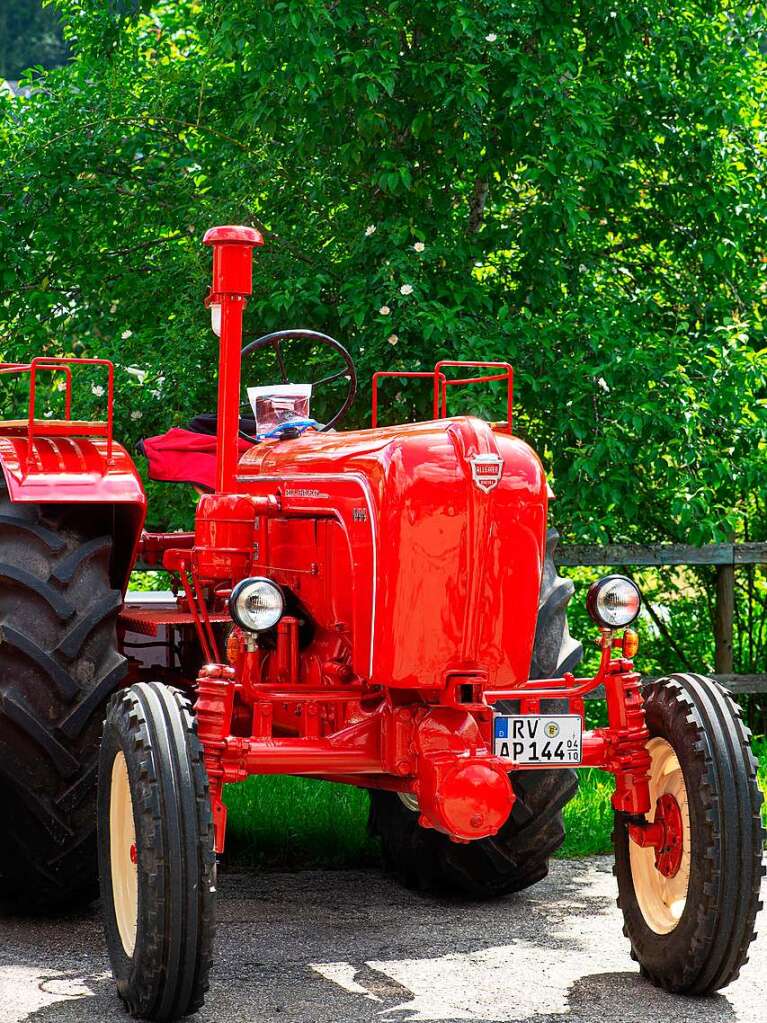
[652,794,683,877]
[628,793,684,878]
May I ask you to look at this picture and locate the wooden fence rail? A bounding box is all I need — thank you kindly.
[555,542,767,567]
[555,542,767,696]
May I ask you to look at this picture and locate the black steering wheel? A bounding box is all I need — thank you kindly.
[240,329,357,439]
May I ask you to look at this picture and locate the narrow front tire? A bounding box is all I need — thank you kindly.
[614,674,765,994]
[98,682,216,1021]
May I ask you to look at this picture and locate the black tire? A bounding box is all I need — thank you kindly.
[98,682,216,1021]
[614,674,765,994]
[530,528,582,679]
[0,487,126,908]
[368,528,581,897]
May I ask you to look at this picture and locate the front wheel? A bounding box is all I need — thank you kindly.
[98,682,216,1021]
[614,673,765,994]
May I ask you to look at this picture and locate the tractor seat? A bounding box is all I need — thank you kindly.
[138,414,257,492]
[138,413,320,491]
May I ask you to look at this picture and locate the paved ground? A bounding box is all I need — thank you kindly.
[0,858,764,1023]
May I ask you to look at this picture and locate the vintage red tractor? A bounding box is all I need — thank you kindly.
[0,226,763,1021]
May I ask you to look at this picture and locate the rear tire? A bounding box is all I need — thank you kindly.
[0,488,125,908]
[614,674,765,993]
[370,768,578,897]
[530,528,582,679]
[369,528,581,896]
[98,682,216,1021]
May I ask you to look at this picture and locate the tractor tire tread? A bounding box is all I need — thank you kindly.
[99,683,216,1022]
[0,487,125,908]
[613,673,764,994]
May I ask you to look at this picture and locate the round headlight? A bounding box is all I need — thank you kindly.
[229,577,284,633]
[586,575,642,629]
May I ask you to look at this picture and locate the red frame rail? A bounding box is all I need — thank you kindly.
[0,356,115,465]
[371,370,446,428]
[371,361,513,433]
[434,360,513,434]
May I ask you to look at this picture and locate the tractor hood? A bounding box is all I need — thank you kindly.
[237,417,548,689]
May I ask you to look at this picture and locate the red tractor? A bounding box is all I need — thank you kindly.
[0,226,763,1021]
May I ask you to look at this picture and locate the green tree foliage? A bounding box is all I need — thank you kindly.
[0,0,68,79]
[0,4,766,559]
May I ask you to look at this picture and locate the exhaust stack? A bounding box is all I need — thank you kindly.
[203,225,263,493]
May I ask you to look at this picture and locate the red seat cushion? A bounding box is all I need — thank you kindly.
[139,427,253,491]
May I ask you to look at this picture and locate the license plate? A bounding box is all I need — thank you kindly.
[493,714,582,765]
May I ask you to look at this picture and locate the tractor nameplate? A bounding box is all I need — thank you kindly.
[469,453,503,492]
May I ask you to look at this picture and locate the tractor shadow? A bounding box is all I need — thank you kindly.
[0,858,756,1023]
[553,973,736,1023]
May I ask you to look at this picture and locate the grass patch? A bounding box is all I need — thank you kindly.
[224,775,379,870]
[558,768,616,857]
[755,737,766,829]
[223,743,767,870]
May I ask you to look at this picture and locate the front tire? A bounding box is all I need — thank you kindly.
[98,682,216,1021]
[614,674,765,994]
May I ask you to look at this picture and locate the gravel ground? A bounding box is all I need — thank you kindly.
[0,857,764,1023]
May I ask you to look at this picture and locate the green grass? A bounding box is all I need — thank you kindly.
[756,737,767,822]
[223,742,767,870]
[224,775,379,870]
[558,768,617,857]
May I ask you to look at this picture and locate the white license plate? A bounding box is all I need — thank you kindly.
[493,714,582,765]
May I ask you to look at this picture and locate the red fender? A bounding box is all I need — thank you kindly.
[0,432,146,590]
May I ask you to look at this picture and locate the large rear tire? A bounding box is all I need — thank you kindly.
[369,528,581,896]
[614,674,765,993]
[0,487,126,908]
[98,682,216,1021]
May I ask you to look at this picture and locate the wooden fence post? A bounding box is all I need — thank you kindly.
[714,564,735,674]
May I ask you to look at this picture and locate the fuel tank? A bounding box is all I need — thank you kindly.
[236,417,547,690]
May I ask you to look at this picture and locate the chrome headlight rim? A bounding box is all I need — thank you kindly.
[229,576,285,633]
[586,574,642,629]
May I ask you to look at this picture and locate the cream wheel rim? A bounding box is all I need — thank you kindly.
[110,751,138,957]
[629,737,691,935]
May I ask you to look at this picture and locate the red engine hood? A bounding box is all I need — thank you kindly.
[236,417,547,689]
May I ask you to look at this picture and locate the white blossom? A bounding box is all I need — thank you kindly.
[379,305,391,316]
[91,384,105,398]
[126,366,147,384]
[388,334,399,346]
[400,284,413,296]
[130,410,143,420]
[597,377,610,393]
[121,329,133,340]
[110,303,118,314]
[413,241,425,253]
[365,225,377,237]
[485,33,497,42]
